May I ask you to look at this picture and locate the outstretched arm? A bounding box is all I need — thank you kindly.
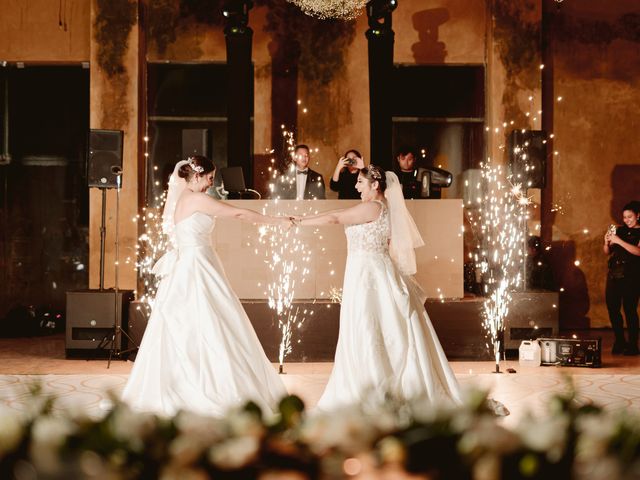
[194,193,287,225]
[295,201,381,226]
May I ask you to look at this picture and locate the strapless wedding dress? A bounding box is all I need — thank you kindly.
[121,212,287,417]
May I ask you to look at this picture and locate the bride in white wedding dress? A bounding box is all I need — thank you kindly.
[122,156,288,417]
[293,165,462,410]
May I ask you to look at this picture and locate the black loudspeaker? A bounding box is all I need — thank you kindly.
[127,301,150,360]
[88,129,124,188]
[182,129,209,159]
[65,290,134,357]
[508,129,546,188]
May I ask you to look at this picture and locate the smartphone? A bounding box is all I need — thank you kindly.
[608,224,617,236]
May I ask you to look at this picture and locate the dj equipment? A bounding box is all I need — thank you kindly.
[539,337,601,368]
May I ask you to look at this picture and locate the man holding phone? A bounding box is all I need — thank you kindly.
[329,149,365,199]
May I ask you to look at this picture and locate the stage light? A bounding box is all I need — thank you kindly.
[222,0,252,34]
[417,167,453,187]
[366,0,397,19]
[222,0,252,18]
[414,167,453,199]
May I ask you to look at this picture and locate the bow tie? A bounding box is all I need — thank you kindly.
[296,169,308,175]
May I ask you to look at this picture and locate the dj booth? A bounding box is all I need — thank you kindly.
[215,199,464,300]
[120,199,557,361]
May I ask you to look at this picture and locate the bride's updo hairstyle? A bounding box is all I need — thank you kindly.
[360,165,387,193]
[177,156,215,181]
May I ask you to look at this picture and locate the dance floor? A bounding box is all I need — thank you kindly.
[2,334,640,427]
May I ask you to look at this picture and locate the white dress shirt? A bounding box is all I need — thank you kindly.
[296,169,308,200]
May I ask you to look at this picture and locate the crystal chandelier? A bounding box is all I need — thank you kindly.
[286,0,368,20]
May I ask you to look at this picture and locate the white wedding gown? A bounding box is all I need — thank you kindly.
[317,200,462,410]
[121,211,287,417]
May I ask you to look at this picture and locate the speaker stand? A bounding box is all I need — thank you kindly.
[95,177,140,367]
[99,188,107,290]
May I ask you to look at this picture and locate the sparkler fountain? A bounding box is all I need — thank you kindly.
[261,128,315,373]
[134,192,168,314]
[473,161,527,373]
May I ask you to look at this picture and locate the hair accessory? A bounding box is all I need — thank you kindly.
[187,157,204,174]
[369,165,383,181]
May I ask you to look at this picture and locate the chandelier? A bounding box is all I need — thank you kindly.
[286,0,368,20]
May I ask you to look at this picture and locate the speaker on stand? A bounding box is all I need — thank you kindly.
[182,129,209,159]
[507,129,547,189]
[65,129,138,361]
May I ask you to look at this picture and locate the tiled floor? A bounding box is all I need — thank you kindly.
[1,334,639,427]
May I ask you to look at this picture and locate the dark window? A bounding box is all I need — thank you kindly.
[0,65,89,323]
[391,65,485,199]
[392,65,484,118]
[146,63,253,199]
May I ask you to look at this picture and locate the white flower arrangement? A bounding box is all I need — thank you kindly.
[1,381,640,479]
[0,406,23,457]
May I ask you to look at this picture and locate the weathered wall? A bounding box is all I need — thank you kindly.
[394,0,486,64]
[487,0,542,164]
[550,0,640,327]
[88,0,139,290]
[139,0,487,183]
[0,0,90,61]
[3,0,638,326]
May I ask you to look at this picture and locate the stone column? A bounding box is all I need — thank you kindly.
[366,0,397,170]
[88,0,140,291]
[224,0,254,187]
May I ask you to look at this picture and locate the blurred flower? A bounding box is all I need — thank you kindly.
[0,406,24,457]
[208,435,261,470]
[30,415,75,473]
[160,465,210,480]
[301,405,378,455]
[108,404,157,452]
[516,414,569,462]
[378,436,406,464]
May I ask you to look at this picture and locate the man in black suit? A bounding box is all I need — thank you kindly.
[272,144,326,200]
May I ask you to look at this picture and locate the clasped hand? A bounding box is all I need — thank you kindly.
[273,215,301,230]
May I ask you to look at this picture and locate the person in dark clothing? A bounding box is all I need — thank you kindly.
[271,144,326,200]
[394,146,421,199]
[604,200,640,355]
[329,149,365,199]
[526,235,555,290]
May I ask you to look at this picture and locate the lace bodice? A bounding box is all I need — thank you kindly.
[345,200,390,255]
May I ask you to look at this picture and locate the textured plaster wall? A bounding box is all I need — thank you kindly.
[0,0,90,61]
[88,0,139,290]
[3,0,638,324]
[298,0,488,197]
[551,1,640,327]
[394,0,486,64]
[486,0,542,164]
[129,0,490,200]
